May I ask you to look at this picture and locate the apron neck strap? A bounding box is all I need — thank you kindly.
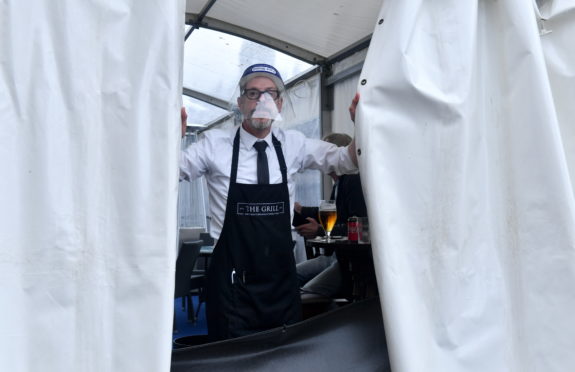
[231,128,241,183]
[271,134,287,183]
[230,128,288,184]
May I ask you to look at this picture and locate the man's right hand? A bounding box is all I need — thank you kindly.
[181,107,188,138]
[295,217,321,239]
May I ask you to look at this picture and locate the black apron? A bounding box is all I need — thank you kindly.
[205,129,301,341]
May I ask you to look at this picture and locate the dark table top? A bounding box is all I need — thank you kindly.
[304,237,371,250]
[305,237,372,260]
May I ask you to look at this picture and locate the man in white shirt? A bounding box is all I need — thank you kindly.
[179,63,358,341]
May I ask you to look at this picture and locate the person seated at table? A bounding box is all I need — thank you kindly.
[294,133,368,298]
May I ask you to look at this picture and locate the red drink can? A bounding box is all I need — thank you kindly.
[347,216,360,242]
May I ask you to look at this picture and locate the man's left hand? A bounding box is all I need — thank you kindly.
[181,107,188,138]
[349,92,360,123]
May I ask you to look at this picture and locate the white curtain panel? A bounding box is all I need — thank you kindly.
[0,1,184,371]
[357,0,575,371]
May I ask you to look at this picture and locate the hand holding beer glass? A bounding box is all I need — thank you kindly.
[319,200,337,242]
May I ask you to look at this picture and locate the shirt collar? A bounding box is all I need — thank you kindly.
[239,125,274,151]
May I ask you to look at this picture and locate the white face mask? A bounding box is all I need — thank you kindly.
[244,92,282,130]
[250,92,282,122]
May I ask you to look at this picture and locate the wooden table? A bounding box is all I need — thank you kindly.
[304,238,376,301]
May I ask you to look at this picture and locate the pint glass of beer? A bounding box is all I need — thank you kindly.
[319,200,337,242]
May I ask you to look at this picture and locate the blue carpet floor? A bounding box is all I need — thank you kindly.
[173,295,207,345]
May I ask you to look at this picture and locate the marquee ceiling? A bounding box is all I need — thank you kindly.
[185,0,383,64]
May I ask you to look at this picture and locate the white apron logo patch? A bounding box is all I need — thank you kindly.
[237,202,285,216]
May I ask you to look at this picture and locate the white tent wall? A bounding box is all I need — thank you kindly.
[357,0,575,371]
[0,1,184,372]
[331,49,367,137]
[332,76,359,136]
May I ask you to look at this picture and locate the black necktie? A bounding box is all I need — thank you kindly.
[253,141,269,184]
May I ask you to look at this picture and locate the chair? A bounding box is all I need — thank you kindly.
[188,233,215,320]
[174,240,203,331]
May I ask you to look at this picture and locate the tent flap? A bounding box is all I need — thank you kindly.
[358,0,575,371]
[0,1,184,371]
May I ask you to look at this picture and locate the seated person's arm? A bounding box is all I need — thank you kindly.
[294,204,324,239]
[295,217,324,239]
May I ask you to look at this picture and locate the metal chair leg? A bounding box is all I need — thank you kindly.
[186,295,196,323]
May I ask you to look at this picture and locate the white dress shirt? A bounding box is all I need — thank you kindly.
[180,125,357,239]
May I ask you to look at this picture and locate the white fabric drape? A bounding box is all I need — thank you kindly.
[0,1,184,371]
[357,0,575,371]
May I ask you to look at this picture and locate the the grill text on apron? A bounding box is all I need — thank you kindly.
[237,202,285,216]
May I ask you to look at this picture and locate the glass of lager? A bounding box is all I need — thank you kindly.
[319,200,337,242]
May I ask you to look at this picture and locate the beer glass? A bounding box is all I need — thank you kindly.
[319,200,337,242]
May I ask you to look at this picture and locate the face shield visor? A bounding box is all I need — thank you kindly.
[230,64,295,129]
